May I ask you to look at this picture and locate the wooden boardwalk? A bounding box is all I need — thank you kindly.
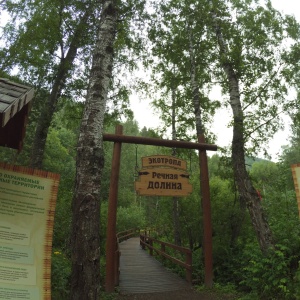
[118,237,190,294]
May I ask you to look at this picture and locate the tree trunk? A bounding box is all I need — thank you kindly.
[209,2,274,253]
[188,25,211,257]
[187,226,194,250]
[172,196,181,246]
[230,195,247,247]
[70,1,117,299]
[232,117,274,252]
[187,25,204,136]
[30,9,91,169]
[171,76,182,246]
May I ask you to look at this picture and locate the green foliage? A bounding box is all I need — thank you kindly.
[1,0,97,86]
[192,248,204,282]
[43,129,76,173]
[117,205,146,232]
[239,244,297,300]
[210,176,239,239]
[250,159,300,246]
[100,291,118,300]
[146,0,218,140]
[196,282,238,295]
[54,97,84,133]
[43,126,76,249]
[295,262,300,300]
[51,250,71,300]
[250,160,279,186]
[195,283,241,300]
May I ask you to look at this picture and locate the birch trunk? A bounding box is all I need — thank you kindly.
[188,26,204,136]
[171,79,181,246]
[209,1,274,253]
[70,1,117,299]
[188,26,214,285]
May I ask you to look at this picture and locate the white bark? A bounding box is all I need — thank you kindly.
[209,0,274,253]
[187,25,203,136]
[70,1,117,299]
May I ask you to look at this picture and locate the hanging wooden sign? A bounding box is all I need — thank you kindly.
[135,155,192,197]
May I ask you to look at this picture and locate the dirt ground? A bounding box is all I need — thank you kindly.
[116,287,240,300]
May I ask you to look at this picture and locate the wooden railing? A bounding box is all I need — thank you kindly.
[115,228,192,285]
[140,232,193,283]
[115,228,140,285]
[117,228,140,243]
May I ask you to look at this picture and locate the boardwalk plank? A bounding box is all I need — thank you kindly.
[119,237,190,294]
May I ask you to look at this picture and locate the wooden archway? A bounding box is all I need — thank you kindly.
[104,125,217,292]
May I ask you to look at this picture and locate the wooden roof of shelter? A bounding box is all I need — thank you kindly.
[0,78,34,151]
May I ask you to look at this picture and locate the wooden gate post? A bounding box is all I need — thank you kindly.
[198,134,213,288]
[105,125,123,292]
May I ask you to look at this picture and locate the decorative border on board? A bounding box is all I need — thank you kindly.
[291,163,300,218]
[0,162,60,300]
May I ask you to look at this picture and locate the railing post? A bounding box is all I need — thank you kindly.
[185,251,192,284]
[140,234,145,250]
[149,239,153,256]
[161,243,166,262]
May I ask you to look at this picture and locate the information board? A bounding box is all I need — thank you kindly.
[0,163,60,300]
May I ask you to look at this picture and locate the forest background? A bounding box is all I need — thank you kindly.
[1,0,300,299]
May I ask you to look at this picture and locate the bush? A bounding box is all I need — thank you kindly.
[239,244,295,300]
[192,247,204,282]
[51,250,71,299]
[295,262,300,300]
[116,205,146,232]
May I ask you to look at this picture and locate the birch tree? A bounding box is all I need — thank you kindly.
[147,0,219,140]
[147,0,300,253]
[70,0,117,298]
[29,6,95,169]
[207,0,300,252]
[1,0,99,169]
[1,0,135,169]
[70,0,148,296]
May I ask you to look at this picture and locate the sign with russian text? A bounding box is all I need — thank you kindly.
[135,156,192,197]
[291,163,300,218]
[142,155,187,171]
[0,163,60,300]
